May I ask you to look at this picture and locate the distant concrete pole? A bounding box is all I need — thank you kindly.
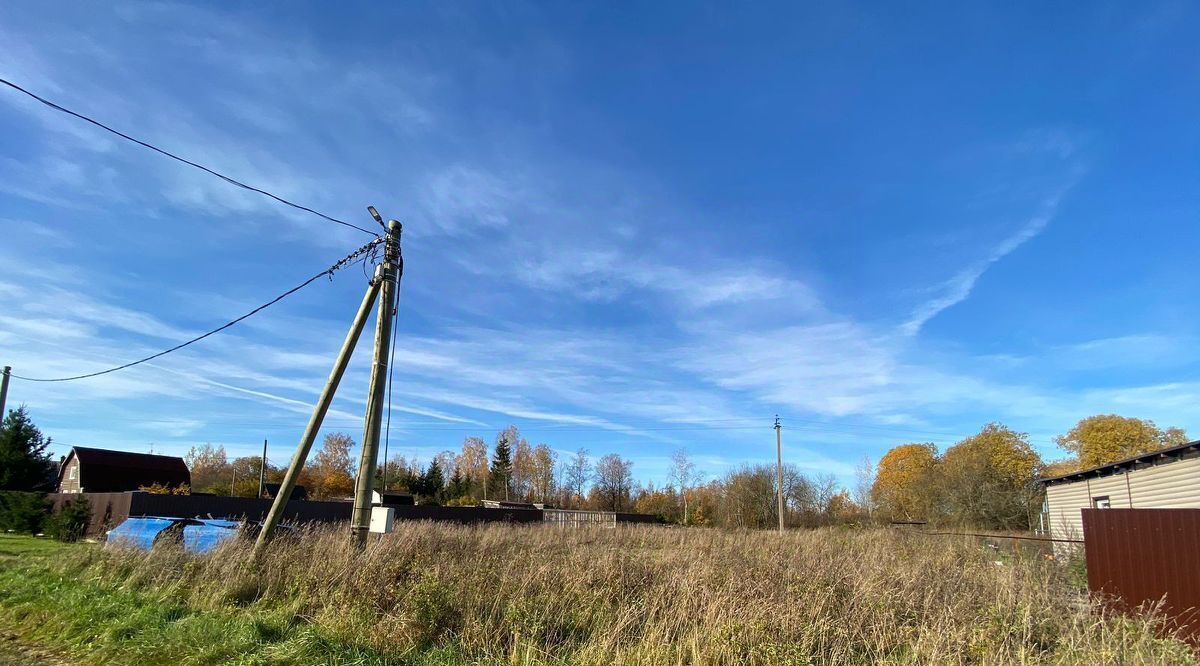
[253,277,381,558]
[258,439,268,498]
[0,366,10,419]
[351,219,402,547]
[775,415,784,534]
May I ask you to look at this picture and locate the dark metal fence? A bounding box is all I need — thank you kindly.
[1082,508,1200,643]
[616,512,660,524]
[49,492,658,536]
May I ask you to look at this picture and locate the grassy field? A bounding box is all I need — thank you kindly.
[0,526,1194,665]
[0,533,71,558]
[0,533,387,665]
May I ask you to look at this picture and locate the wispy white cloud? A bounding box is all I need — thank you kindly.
[900,190,1066,336]
[419,165,520,234]
[1051,334,1192,370]
[513,248,823,313]
[677,321,897,417]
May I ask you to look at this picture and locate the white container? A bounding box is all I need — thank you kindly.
[369,506,395,534]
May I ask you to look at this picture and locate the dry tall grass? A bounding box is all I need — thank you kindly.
[81,523,1193,664]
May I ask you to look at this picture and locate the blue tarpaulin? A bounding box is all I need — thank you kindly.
[106,516,242,553]
[181,518,239,553]
[106,516,184,550]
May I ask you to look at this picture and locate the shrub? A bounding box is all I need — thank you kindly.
[0,490,49,534]
[45,496,91,542]
[138,482,191,495]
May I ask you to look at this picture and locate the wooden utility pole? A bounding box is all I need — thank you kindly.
[350,219,402,547]
[775,415,784,534]
[258,439,268,498]
[0,366,10,418]
[253,274,382,558]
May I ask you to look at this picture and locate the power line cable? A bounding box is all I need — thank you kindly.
[381,239,404,485]
[82,412,974,436]
[0,76,377,236]
[36,422,949,435]
[10,237,383,382]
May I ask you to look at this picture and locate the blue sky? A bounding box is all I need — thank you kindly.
[1,2,1198,488]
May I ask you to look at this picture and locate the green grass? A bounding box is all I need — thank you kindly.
[0,533,74,558]
[0,534,452,665]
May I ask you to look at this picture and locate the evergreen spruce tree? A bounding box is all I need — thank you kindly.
[420,459,445,503]
[0,406,55,491]
[489,426,516,501]
[446,468,468,500]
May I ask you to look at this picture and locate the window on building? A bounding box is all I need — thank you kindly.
[1093,496,1111,509]
[68,465,77,480]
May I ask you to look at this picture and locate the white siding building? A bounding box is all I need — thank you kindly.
[1041,440,1200,542]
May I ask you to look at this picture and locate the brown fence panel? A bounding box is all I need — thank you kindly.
[48,492,132,536]
[1082,508,1200,641]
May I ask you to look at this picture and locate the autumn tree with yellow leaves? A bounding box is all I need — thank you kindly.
[1055,414,1188,469]
[870,443,937,522]
[310,432,356,499]
[455,437,490,499]
[871,425,1045,530]
[1041,458,1080,477]
[937,423,1042,530]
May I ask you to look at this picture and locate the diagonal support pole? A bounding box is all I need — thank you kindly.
[253,276,381,558]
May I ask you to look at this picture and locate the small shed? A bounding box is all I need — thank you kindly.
[57,446,191,494]
[372,490,415,506]
[262,482,307,501]
[1040,439,1200,542]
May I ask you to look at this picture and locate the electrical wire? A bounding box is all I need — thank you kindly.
[360,241,382,280]
[21,419,979,437]
[381,240,404,488]
[0,76,377,237]
[910,530,1083,545]
[10,237,383,382]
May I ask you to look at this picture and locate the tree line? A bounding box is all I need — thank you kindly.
[186,423,858,526]
[184,425,643,511]
[866,415,1189,530]
[3,402,1191,533]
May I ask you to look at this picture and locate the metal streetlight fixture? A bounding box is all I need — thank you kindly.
[367,205,385,230]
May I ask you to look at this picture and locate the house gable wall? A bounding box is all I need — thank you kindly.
[1046,456,1200,541]
[58,456,82,493]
